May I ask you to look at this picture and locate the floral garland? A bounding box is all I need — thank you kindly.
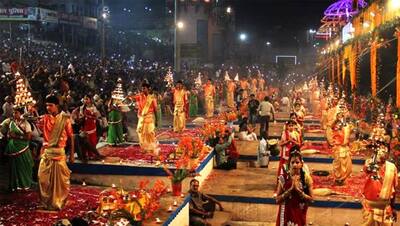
[349,42,358,90]
[201,121,227,142]
[175,136,210,159]
[331,57,335,83]
[216,111,237,122]
[162,130,213,183]
[371,40,377,97]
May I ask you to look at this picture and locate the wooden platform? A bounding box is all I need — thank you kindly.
[225,221,275,226]
[236,140,259,156]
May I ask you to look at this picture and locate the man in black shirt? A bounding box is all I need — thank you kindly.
[248,94,259,126]
[189,179,223,226]
[236,89,244,111]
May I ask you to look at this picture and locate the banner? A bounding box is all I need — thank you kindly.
[0,8,37,21]
[58,12,82,25]
[38,8,58,23]
[83,17,97,30]
[180,44,201,58]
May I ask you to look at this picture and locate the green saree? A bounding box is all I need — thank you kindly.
[189,93,198,117]
[5,120,34,191]
[107,109,124,145]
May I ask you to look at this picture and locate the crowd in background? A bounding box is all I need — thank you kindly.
[4,26,394,165]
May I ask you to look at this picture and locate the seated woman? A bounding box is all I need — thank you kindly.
[215,131,236,170]
[71,106,103,162]
[227,130,239,169]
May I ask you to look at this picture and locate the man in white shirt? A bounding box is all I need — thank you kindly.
[2,96,14,120]
[281,96,290,112]
[258,96,275,139]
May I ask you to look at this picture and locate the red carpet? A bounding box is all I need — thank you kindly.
[312,173,366,198]
[99,144,176,163]
[156,128,201,140]
[0,186,102,226]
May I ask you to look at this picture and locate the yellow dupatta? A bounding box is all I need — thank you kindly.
[174,89,186,107]
[141,95,155,117]
[47,112,68,148]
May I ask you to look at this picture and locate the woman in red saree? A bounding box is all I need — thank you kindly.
[79,96,101,159]
[278,120,302,176]
[293,102,305,127]
[290,112,304,143]
[276,151,313,226]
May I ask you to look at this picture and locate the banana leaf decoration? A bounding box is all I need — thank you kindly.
[171,169,189,184]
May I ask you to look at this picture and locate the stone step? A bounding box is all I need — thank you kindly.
[236,161,260,168]
[203,161,365,202]
[208,211,232,226]
[219,201,362,225]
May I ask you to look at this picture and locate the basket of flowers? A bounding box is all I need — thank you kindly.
[97,180,167,225]
[267,139,280,156]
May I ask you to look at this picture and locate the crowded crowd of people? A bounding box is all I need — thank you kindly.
[1,26,399,226]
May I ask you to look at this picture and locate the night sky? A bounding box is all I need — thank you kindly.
[105,0,333,47]
[227,0,332,47]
